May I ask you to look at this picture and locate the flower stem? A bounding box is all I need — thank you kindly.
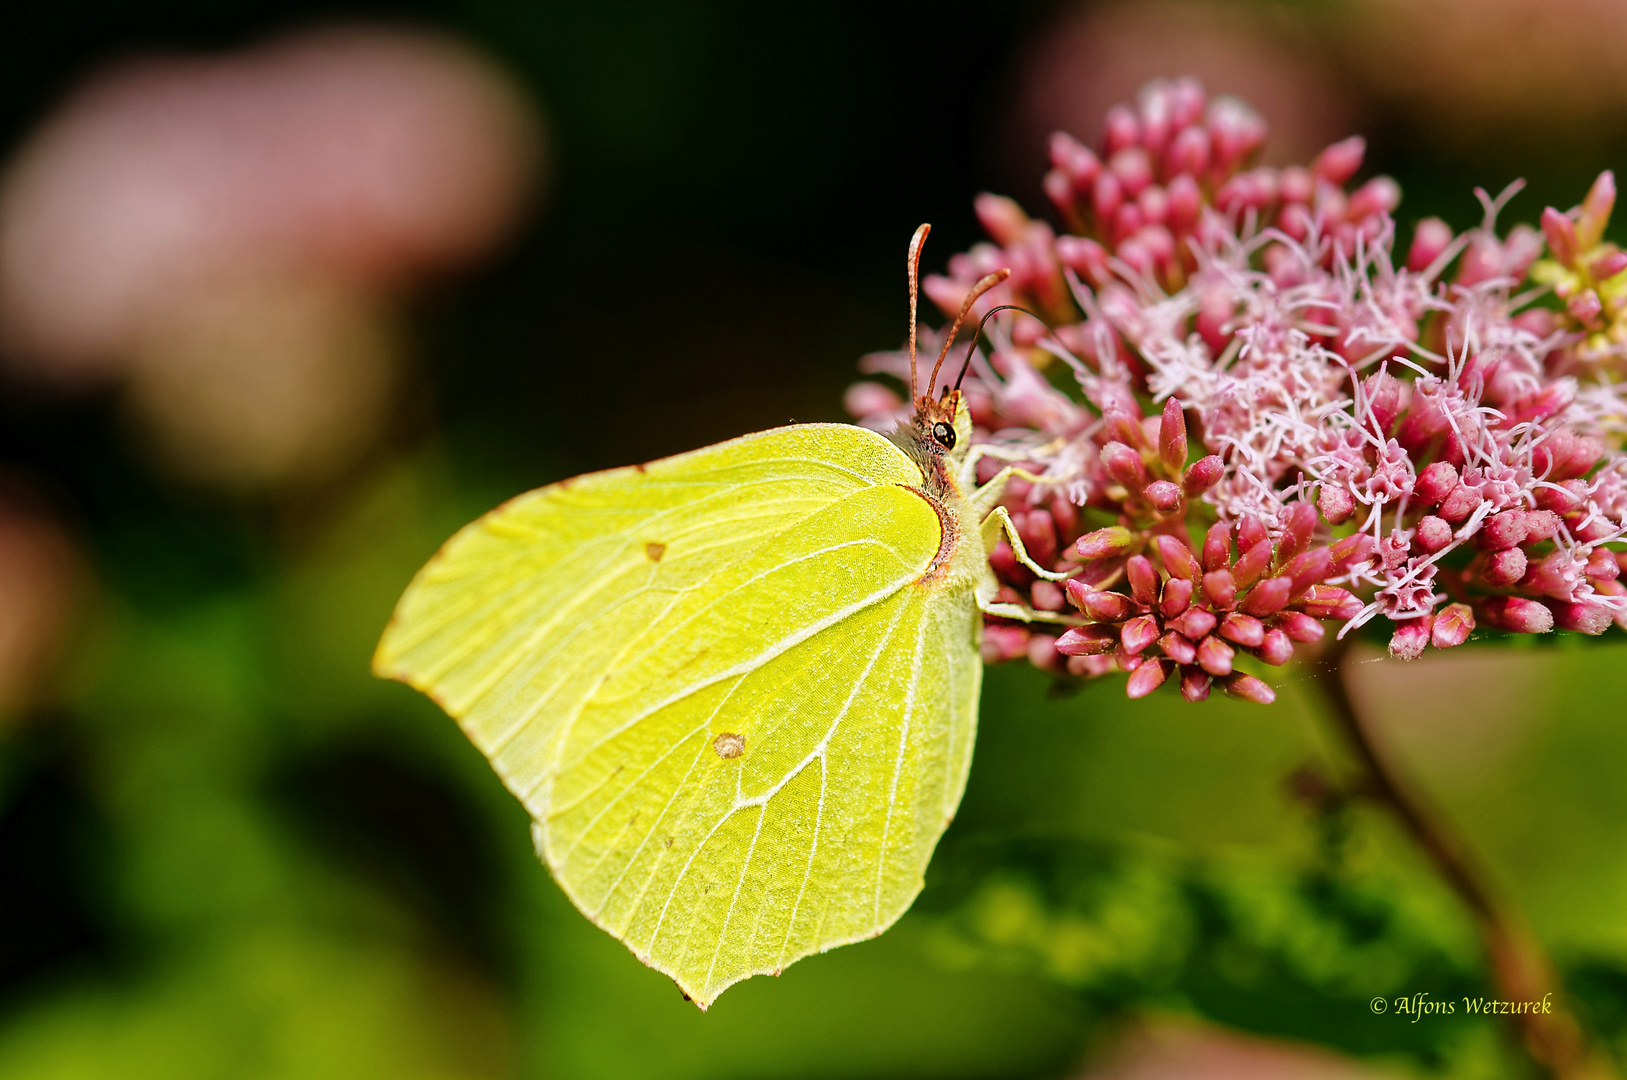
[1312,643,1613,1080]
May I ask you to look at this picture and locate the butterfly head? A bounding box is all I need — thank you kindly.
[911,386,972,465]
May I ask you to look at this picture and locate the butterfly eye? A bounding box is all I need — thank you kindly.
[931,421,956,449]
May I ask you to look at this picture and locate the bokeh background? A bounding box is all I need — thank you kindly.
[4,1,1627,1077]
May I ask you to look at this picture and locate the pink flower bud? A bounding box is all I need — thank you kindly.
[1275,610,1326,643]
[1162,604,1206,641]
[1542,206,1580,268]
[1018,509,1058,568]
[1196,634,1235,676]
[1312,136,1365,185]
[1180,666,1211,702]
[1407,218,1454,272]
[1279,165,1313,204]
[1166,173,1202,235]
[1276,202,1312,242]
[1237,516,1268,551]
[1145,480,1182,512]
[1568,289,1604,327]
[1588,548,1620,581]
[1113,205,1146,250]
[1127,555,1161,605]
[1429,604,1474,648]
[1285,547,1335,595]
[1413,461,1458,505]
[1579,170,1616,249]
[1282,502,1319,559]
[1043,170,1076,218]
[982,623,1031,663]
[1182,454,1224,495]
[1152,533,1198,583]
[1256,628,1295,665]
[1415,515,1453,553]
[1126,657,1170,698]
[1477,510,1528,551]
[1388,618,1431,660]
[1438,484,1480,523]
[1109,147,1153,198]
[1590,251,1627,280]
[1157,397,1188,474]
[974,193,1028,247]
[1233,537,1275,589]
[1300,585,1362,620]
[1364,372,1405,435]
[1138,185,1170,228]
[1331,533,1376,569]
[1202,523,1231,572]
[1482,547,1528,587]
[1241,576,1292,616]
[1049,131,1100,186]
[1093,171,1123,222]
[1160,576,1193,618]
[1103,104,1140,155]
[1027,633,1060,671]
[1577,517,1616,543]
[1553,599,1614,635]
[1159,630,1196,664]
[1318,484,1356,525]
[1076,526,1134,560]
[1454,233,1502,287]
[1223,672,1276,705]
[1202,569,1236,609]
[1206,97,1264,177]
[1055,235,1112,286]
[1162,125,1210,183]
[1219,612,1265,647]
[1101,441,1150,488]
[1347,176,1400,221]
[1056,624,1117,656]
[1068,581,1134,622]
[1030,580,1066,611]
[1523,510,1561,542]
[1482,596,1554,634]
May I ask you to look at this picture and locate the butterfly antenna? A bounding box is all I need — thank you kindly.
[927,268,1011,399]
[906,224,930,400]
[953,304,1053,393]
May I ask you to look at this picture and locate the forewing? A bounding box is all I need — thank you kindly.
[374,423,982,1005]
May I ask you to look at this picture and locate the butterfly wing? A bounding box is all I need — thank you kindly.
[374,424,981,1006]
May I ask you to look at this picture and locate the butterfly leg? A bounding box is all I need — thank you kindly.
[979,504,1073,582]
[956,440,1064,494]
[971,505,1084,625]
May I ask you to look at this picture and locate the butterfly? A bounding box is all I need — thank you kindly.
[373,225,1075,1008]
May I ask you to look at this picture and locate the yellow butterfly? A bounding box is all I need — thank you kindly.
[373,225,1072,1008]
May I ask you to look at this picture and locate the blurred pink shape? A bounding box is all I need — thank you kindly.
[0,24,540,382]
[1009,1,1357,177]
[1081,1020,1397,1080]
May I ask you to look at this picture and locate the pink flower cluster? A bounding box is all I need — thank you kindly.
[847,78,1627,703]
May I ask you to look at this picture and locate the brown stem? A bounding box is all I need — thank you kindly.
[1312,642,1612,1080]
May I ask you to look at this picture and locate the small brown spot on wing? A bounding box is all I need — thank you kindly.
[635,462,648,473]
[713,732,745,759]
[664,835,674,848]
[645,541,667,562]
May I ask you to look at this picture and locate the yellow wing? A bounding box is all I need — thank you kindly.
[374,424,982,1007]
